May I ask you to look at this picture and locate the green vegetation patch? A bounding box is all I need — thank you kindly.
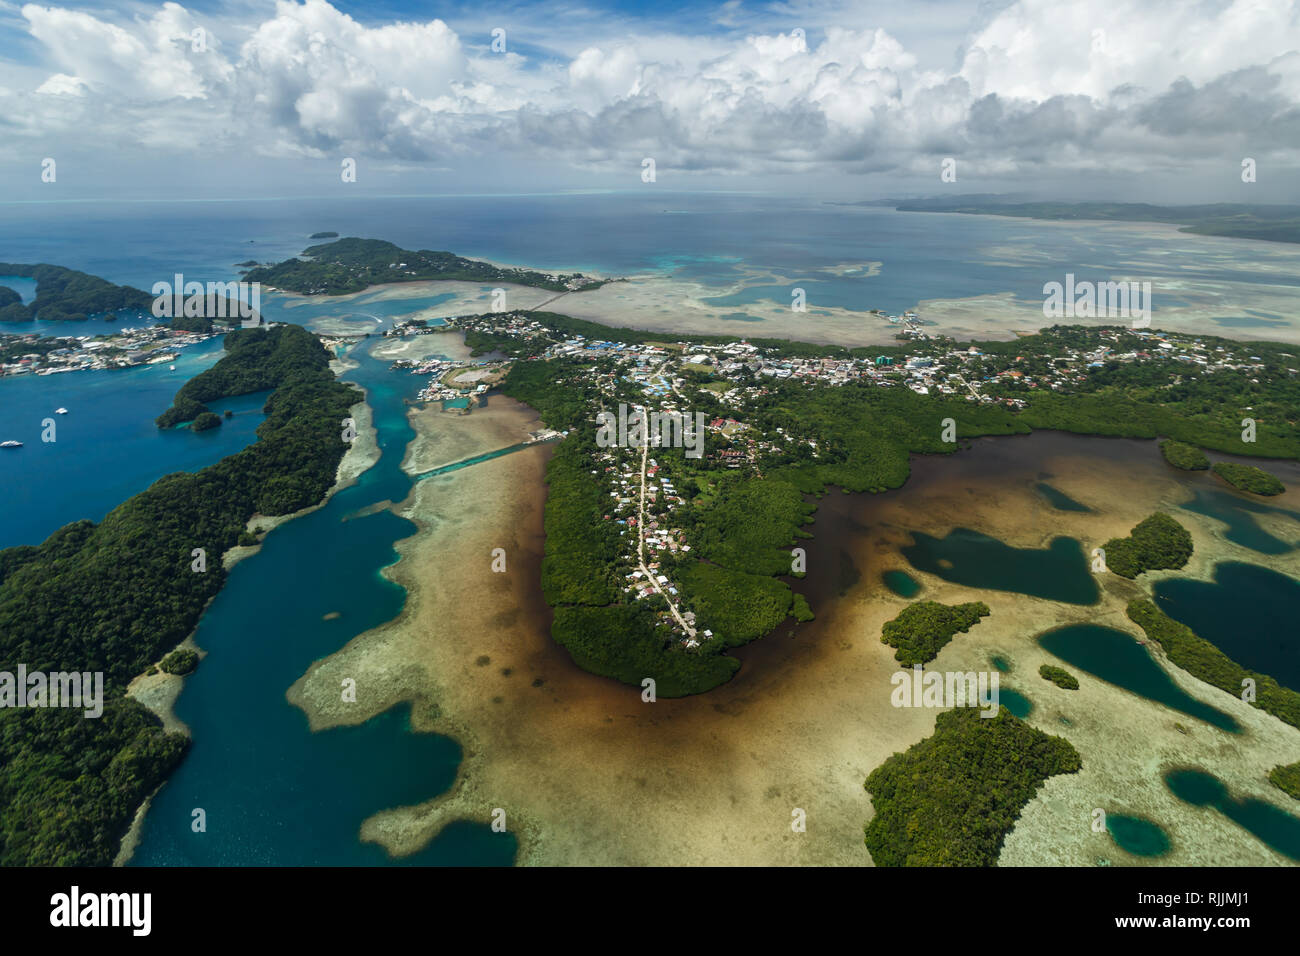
[688,476,815,576]
[676,563,792,645]
[880,600,991,666]
[190,410,222,432]
[244,238,601,296]
[1212,461,1286,496]
[1159,439,1209,470]
[1269,762,1300,801]
[0,263,152,322]
[1102,512,1193,579]
[157,323,335,428]
[160,649,199,676]
[1127,599,1300,730]
[864,707,1082,866]
[1038,664,1079,689]
[551,605,738,698]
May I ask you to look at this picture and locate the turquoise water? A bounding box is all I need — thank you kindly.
[1178,487,1300,554]
[1035,482,1092,512]
[999,688,1033,718]
[1038,624,1239,733]
[1164,768,1300,861]
[0,336,268,549]
[1153,562,1300,691]
[258,290,458,329]
[990,655,1012,673]
[881,569,922,597]
[0,275,37,303]
[1106,814,1171,857]
[130,339,514,865]
[901,528,1099,604]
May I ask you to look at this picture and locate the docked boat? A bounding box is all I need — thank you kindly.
[1,440,22,448]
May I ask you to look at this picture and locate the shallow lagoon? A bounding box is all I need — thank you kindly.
[1038,624,1238,733]
[902,528,1099,605]
[1165,768,1300,862]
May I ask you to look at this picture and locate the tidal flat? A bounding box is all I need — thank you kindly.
[291,415,1300,866]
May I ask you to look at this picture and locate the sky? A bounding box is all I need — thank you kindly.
[0,0,1297,202]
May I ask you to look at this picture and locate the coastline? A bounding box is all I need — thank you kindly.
[113,355,382,867]
[290,420,1300,866]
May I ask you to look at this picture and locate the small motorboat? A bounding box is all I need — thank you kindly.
[1,440,22,448]
[54,407,68,415]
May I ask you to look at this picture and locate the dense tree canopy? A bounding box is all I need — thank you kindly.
[0,263,152,322]
[864,707,1082,866]
[1212,462,1286,496]
[1159,440,1209,470]
[880,601,991,666]
[1038,664,1079,690]
[1102,513,1193,579]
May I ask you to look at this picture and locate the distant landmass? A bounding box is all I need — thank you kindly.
[309,231,339,239]
[870,199,1300,245]
[0,263,152,321]
[243,237,606,295]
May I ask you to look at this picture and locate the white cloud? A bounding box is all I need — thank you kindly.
[33,71,84,95]
[3,0,1299,186]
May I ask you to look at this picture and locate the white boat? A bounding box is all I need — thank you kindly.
[1,440,22,448]
[169,365,176,370]
[54,407,68,415]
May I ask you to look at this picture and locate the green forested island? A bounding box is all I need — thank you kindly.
[880,601,991,666]
[243,238,605,295]
[0,263,152,321]
[1101,513,1194,579]
[1212,461,1286,495]
[191,410,223,432]
[1159,440,1209,471]
[863,707,1082,866]
[1038,664,1079,690]
[156,323,342,428]
[880,198,1300,244]
[0,323,358,865]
